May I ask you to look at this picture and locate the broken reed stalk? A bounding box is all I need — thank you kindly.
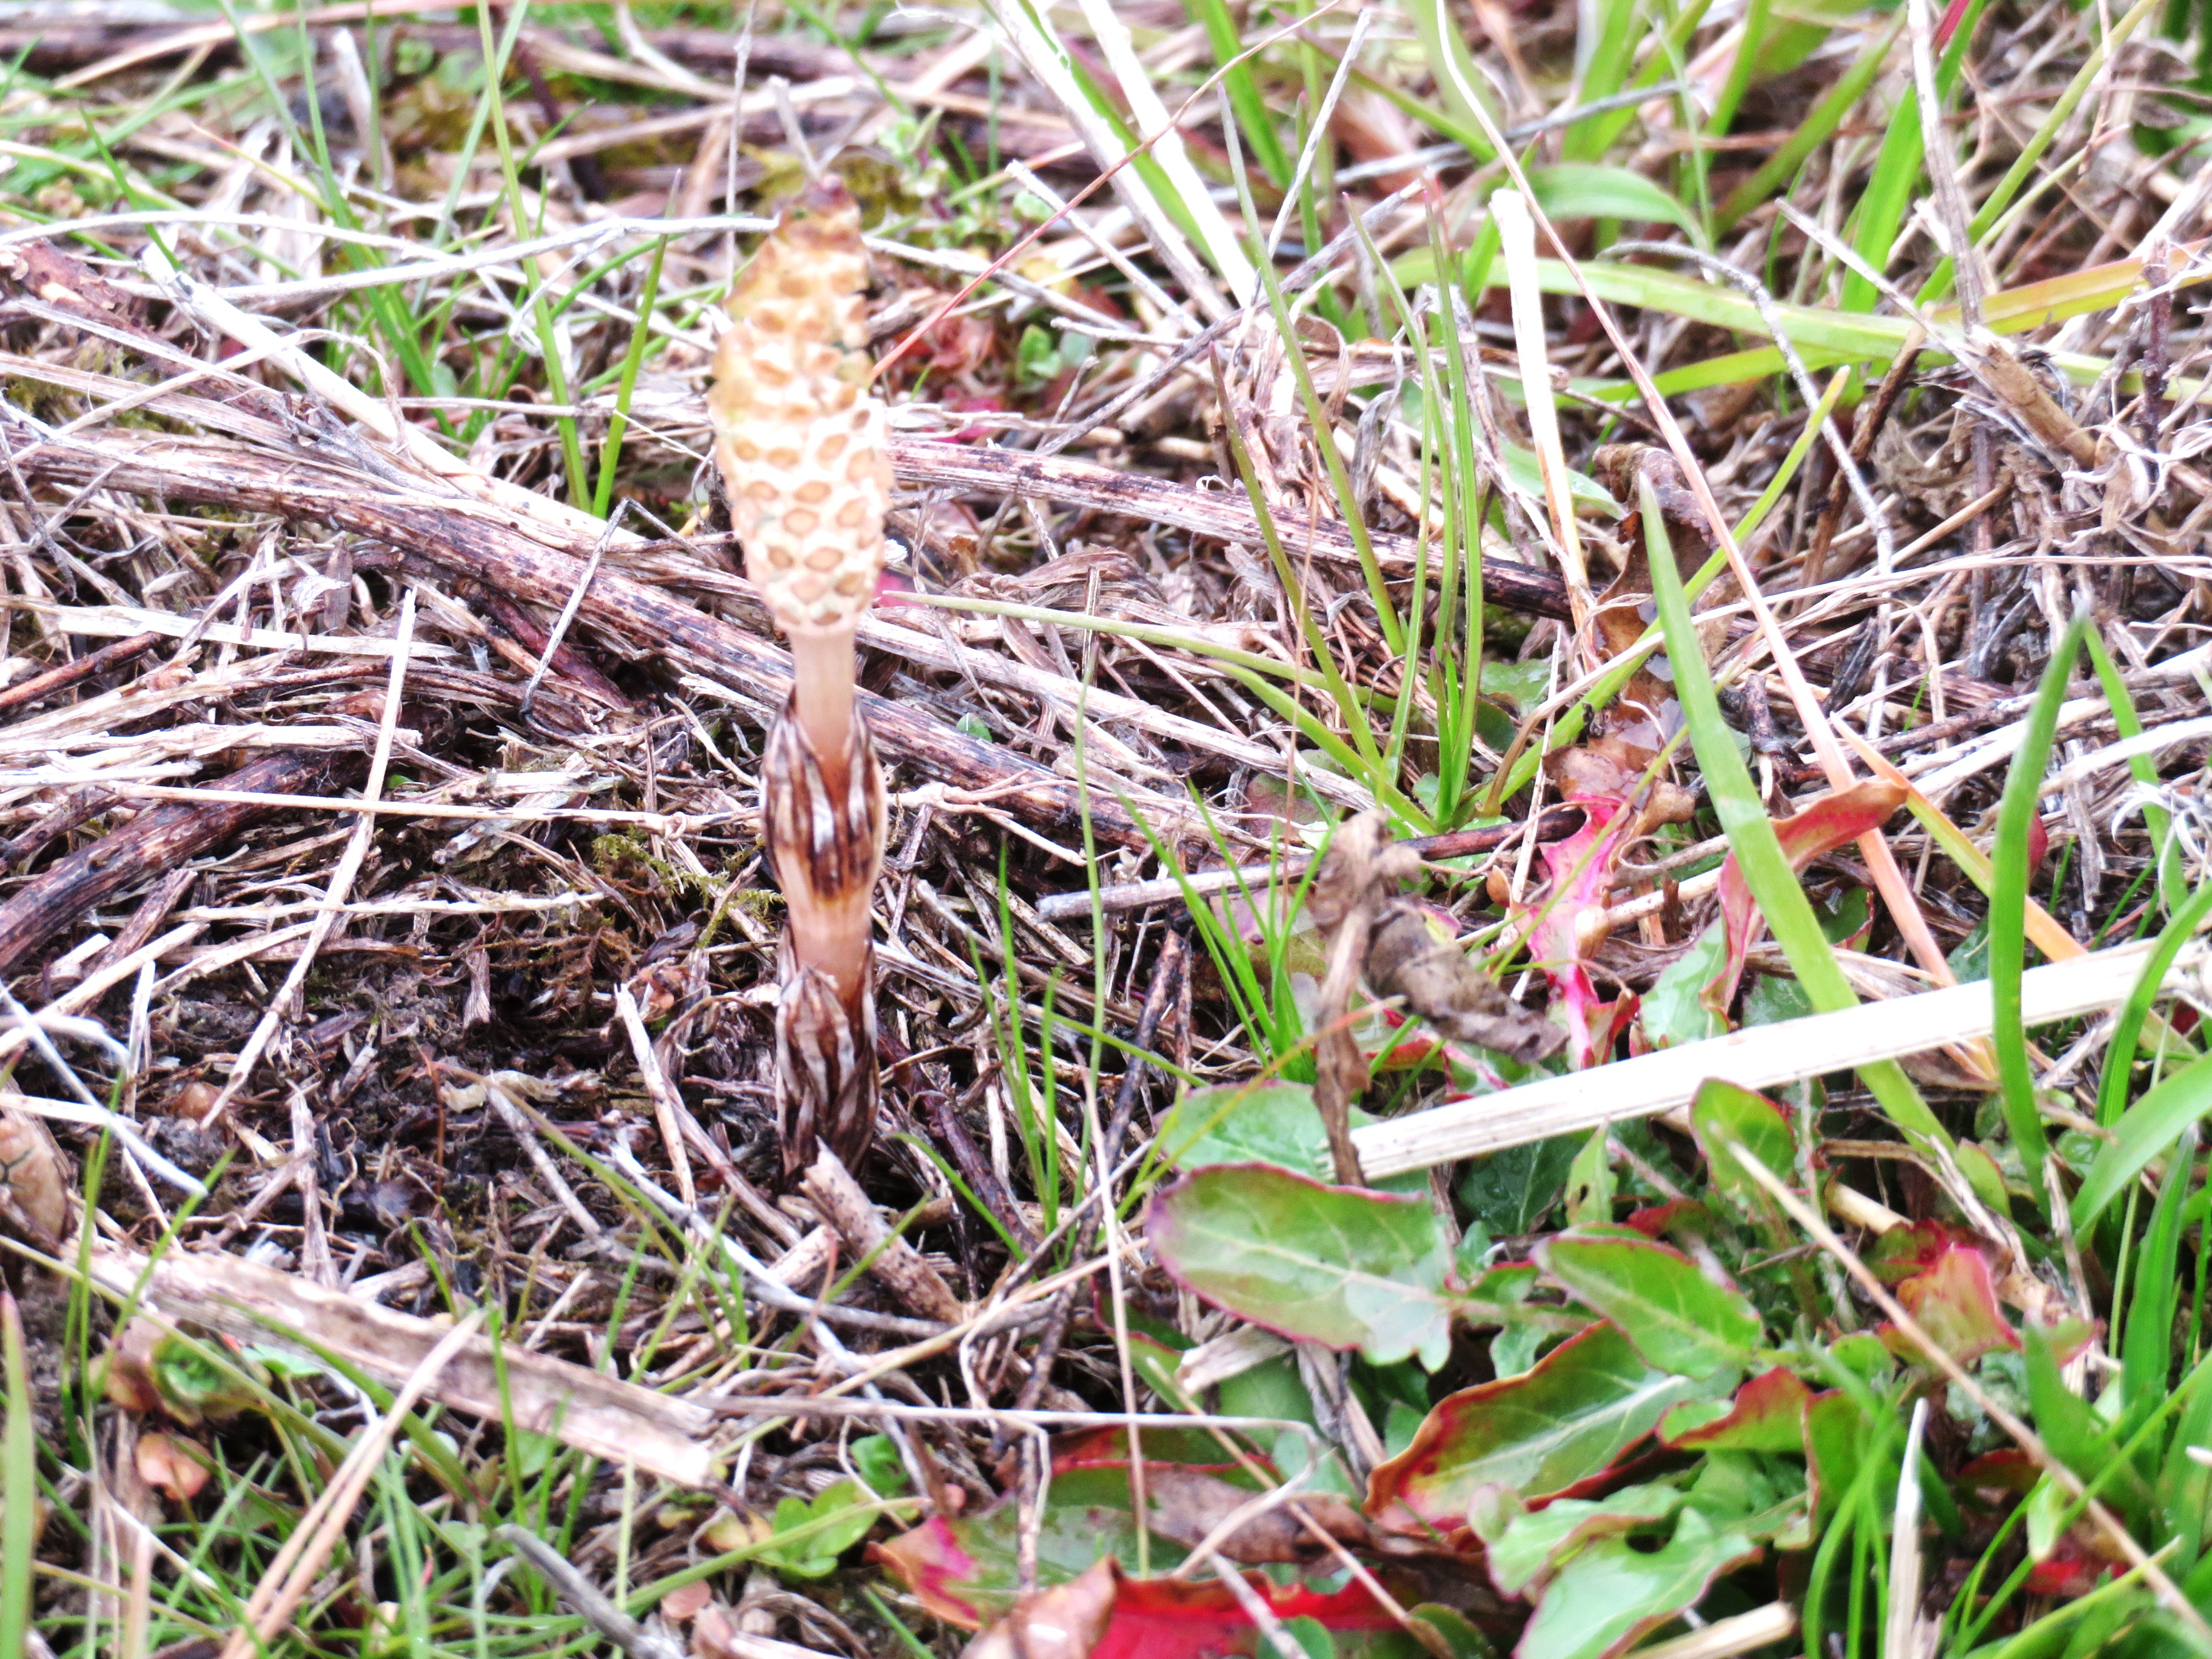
[710,180,891,1181]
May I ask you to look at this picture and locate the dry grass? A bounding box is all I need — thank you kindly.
[0,1,2203,1655]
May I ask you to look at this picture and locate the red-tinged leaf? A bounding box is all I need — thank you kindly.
[1706,780,1908,1017]
[899,1545,1404,1654]
[1148,1164,1456,1369]
[1520,791,1636,1070]
[1534,1232,1761,1379]
[659,1581,711,1625]
[1517,1508,1763,1659]
[1366,1323,1727,1529]
[135,1431,210,1504]
[879,1517,990,1626]
[1044,1424,1252,1477]
[1658,1367,1813,1453]
[1865,1219,1986,1285]
[1959,1449,2040,1503]
[2023,1531,2117,1598]
[1095,1567,1400,1658]
[872,1469,1162,1627]
[1882,1244,2020,1366]
[1621,1199,1712,1240]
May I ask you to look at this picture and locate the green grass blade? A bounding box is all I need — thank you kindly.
[592,237,667,521]
[1839,0,1988,312]
[2120,1122,2193,1435]
[1187,0,1290,183]
[1716,18,1902,232]
[1707,0,1774,138]
[0,1292,30,1659]
[1990,617,2088,1199]
[1564,0,1644,160]
[2074,1051,2212,1232]
[1220,112,1405,660]
[1640,475,1949,1151]
[2097,881,2212,1130]
[1405,0,1500,158]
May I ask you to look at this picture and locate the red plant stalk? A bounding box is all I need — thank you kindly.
[709,180,892,1178]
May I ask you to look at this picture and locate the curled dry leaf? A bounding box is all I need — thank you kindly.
[0,1104,67,1250]
[135,1430,211,1503]
[1139,1465,1378,1564]
[659,1581,713,1625]
[1705,779,1909,1016]
[960,1557,1117,1659]
[1366,897,1565,1066]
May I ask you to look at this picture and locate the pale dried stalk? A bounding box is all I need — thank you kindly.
[800,1144,964,1323]
[709,180,891,1178]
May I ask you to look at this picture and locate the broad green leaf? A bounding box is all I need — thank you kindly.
[1148,1165,1456,1369]
[1478,659,1558,715]
[1563,1129,1615,1228]
[1804,1389,1885,1526]
[1475,1482,1684,1596]
[1518,1508,1760,1659]
[1458,1136,1581,1235]
[1535,1232,1762,1378]
[2071,1051,2212,1232]
[1409,1605,1499,1659]
[760,1480,888,1579]
[1158,1083,1422,1192]
[1367,1323,1728,1524]
[1528,163,1697,232]
[1683,1449,1808,1540]
[1688,1080,1798,1222]
[1641,925,1729,1048]
[1501,444,1622,516]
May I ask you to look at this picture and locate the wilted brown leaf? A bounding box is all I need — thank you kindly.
[136,1430,211,1503]
[0,1105,67,1248]
[961,1558,1116,1659]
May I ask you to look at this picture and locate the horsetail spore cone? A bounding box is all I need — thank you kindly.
[710,179,890,1180]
